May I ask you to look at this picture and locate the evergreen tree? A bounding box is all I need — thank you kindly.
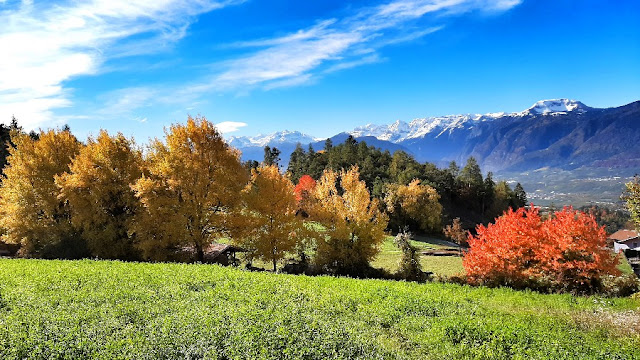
[263,146,281,167]
[447,161,460,178]
[287,143,306,183]
[513,183,527,208]
[323,138,333,152]
[482,172,496,215]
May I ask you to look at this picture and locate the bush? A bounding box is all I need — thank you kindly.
[464,206,621,294]
[393,231,431,282]
[600,274,640,297]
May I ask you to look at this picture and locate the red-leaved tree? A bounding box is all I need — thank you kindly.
[464,206,620,293]
[294,175,316,216]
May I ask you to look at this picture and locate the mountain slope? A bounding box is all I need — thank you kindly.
[227,99,640,174]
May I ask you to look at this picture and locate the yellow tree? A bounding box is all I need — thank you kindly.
[623,175,640,229]
[240,165,309,271]
[384,179,442,233]
[310,167,388,274]
[131,117,249,261]
[56,131,143,259]
[0,129,82,257]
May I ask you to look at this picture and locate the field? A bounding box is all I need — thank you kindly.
[372,235,463,277]
[1,259,639,359]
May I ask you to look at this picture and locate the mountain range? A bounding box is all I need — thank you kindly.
[228,99,640,205]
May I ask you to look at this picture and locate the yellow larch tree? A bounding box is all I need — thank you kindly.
[131,117,249,261]
[384,179,442,233]
[0,129,82,257]
[239,165,309,271]
[310,166,388,274]
[56,131,143,259]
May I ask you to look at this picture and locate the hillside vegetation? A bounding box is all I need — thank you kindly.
[0,259,638,359]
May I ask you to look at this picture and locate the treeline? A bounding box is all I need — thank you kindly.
[279,135,527,230]
[0,118,395,277]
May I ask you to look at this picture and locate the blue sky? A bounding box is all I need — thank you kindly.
[2,0,639,142]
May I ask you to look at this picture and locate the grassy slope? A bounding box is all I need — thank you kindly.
[0,259,638,359]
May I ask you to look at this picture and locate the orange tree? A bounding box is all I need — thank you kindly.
[293,174,316,216]
[464,206,620,293]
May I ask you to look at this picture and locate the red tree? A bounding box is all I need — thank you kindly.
[464,206,620,292]
[540,207,620,291]
[294,175,316,202]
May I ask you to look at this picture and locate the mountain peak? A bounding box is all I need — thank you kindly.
[524,99,588,115]
[228,130,317,148]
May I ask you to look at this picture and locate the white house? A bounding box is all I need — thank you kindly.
[609,229,640,252]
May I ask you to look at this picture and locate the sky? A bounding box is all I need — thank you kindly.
[1,0,639,142]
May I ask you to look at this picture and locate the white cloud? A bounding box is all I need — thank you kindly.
[210,0,521,91]
[0,0,243,129]
[216,121,248,134]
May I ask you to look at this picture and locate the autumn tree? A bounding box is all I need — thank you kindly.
[239,165,310,271]
[294,174,316,216]
[132,117,248,261]
[541,207,620,292]
[444,218,468,250]
[384,179,442,233]
[0,129,83,257]
[623,175,640,229]
[57,131,143,260]
[464,206,620,293]
[309,167,388,275]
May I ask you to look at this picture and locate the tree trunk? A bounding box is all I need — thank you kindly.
[195,243,204,262]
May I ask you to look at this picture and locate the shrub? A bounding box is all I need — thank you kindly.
[393,231,430,282]
[464,206,621,294]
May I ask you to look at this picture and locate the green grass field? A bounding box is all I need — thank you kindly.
[372,235,464,277]
[0,259,638,359]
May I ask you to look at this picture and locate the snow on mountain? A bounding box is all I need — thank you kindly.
[520,99,588,116]
[350,99,588,143]
[228,130,318,148]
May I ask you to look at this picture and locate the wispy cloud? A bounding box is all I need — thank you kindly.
[209,0,522,91]
[0,0,243,129]
[216,121,248,133]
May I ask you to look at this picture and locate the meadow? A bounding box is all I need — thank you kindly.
[1,259,638,359]
[371,235,463,277]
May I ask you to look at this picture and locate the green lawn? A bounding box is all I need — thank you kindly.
[372,235,464,277]
[0,259,638,359]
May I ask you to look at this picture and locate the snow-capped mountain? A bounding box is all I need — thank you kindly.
[228,99,640,174]
[349,99,589,143]
[228,130,317,149]
[521,99,589,115]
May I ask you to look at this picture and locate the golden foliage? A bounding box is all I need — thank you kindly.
[239,165,310,271]
[0,130,82,256]
[385,179,442,233]
[444,217,468,248]
[310,166,388,272]
[131,117,248,261]
[56,131,143,259]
